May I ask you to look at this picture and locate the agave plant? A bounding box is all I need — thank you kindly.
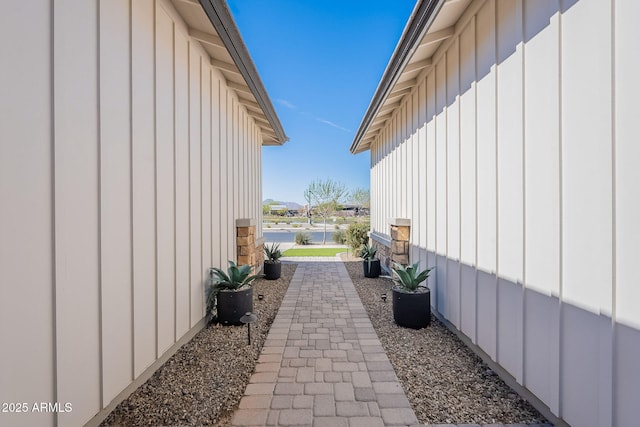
[263,242,282,264]
[206,261,262,317]
[295,231,311,245]
[358,243,377,270]
[391,261,434,292]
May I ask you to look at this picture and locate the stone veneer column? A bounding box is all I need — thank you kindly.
[389,218,410,267]
[373,238,391,272]
[236,218,263,273]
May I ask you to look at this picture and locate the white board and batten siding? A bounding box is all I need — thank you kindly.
[369,0,640,426]
[0,0,265,425]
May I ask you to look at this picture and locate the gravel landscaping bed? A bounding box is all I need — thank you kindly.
[342,259,549,425]
[101,263,297,427]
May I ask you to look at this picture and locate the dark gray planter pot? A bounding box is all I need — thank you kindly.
[392,287,431,329]
[263,262,281,280]
[217,287,253,326]
[362,259,381,278]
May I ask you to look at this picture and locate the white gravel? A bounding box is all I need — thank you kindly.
[342,258,548,425]
[101,263,296,427]
[100,259,549,426]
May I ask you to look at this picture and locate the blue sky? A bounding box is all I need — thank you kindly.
[227,0,416,204]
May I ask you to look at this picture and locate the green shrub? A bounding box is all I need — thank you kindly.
[346,222,369,253]
[332,229,347,244]
[292,223,300,228]
[295,232,311,245]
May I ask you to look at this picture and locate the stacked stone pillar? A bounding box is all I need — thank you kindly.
[389,218,410,267]
[236,218,262,273]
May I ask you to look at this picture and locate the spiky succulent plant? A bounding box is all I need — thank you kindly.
[206,261,261,316]
[391,261,434,292]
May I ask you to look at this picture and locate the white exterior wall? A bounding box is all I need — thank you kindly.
[0,1,264,426]
[369,1,639,426]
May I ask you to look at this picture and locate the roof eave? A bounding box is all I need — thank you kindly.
[349,0,445,154]
[199,0,289,145]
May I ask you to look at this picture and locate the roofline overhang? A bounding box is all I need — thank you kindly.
[349,0,446,154]
[199,0,289,145]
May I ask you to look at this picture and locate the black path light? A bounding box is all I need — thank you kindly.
[381,293,387,302]
[258,294,264,301]
[240,312,258,345]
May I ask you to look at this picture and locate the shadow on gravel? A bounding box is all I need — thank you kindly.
[101,264,297,427]
[342,260,549,425]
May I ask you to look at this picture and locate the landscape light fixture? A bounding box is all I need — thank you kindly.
[239,312,258,345]
[381,293,387,302]
[258,294,264,301]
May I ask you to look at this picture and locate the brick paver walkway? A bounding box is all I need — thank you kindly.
[232,259,419,427]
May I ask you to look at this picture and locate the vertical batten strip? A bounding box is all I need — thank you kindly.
[520,0,527,387]
[221,89,227,262]
[153,0,160,360]
[230,92,232,253]
[457,36,463,329]
[245,116,249,229]
[609,1,616,425]
[493,0,500,364]
[186,39,192,328]
[128,0,135,382]
[556,1,563,416]
[206,62,212,305]
[96,0,105,413]
[232,98,236,226]
[152,0,158,362]
[240,109,244,218]
[172,12,177,345]
[50,0,58,423]
[248,117,251,230]
[473,13,479,345]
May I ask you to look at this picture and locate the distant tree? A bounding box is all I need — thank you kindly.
[350,188,370,210]
[303,189,313,224]
[305,179,349,244]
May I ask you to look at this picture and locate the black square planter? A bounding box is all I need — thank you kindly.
[363,259,381,278]
[217,287,253,326]
[391,287,431,329]
[263,262,281,280]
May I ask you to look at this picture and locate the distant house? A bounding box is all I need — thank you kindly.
[269,204,289,214]
[0,1,286,426]
[338,203,368,217]
[351,1,639,426]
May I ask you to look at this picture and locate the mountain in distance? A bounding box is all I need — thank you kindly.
[263,199,303,210]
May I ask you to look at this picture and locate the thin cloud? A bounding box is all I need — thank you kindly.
[276,99,297,110]
[277,99,350,133]
[316,118,350,133]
